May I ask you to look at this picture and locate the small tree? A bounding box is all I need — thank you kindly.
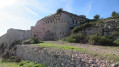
[94,14,100,20]
[112,11,119,18]
[56,8,63,14]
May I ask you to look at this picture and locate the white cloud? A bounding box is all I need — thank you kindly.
[24,7,40,17]
[85,1,93,16]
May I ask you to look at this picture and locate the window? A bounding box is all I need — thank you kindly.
[72,20,74,24]
[76,21,77,24]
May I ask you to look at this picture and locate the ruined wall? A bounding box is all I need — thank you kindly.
[0,28,32,46]
[11,45,110,67]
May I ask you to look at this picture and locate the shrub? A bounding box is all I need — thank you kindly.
[111,11,119,18]
[88,35,113,46]
[113,38,119,46]
[19,60,46,67]
[98,36,113,46]
[9,56,22,62]
[22,37,42,44]
[33,64,46,67]
[88,34,100,45]
[112,32,119,37]
[66,33,86,43]
[2,51,10,59]
[19,60,30,66]
[56,8,63,14]
[72,22,96,33]
[94,14,100,20]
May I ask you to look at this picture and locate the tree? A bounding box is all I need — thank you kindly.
[56,8,63,14]
[112,11,119,18]
[94,14,100,20]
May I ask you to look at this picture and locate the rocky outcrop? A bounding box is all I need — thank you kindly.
[79,19,119,37]
[10,45,111,67]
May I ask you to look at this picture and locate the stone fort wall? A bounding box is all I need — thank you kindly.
[0,28,32,46]
[31,11,87,40]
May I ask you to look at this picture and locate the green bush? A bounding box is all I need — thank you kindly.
[9,56,22,62]
[112,32,119,37]
[98,36,113,46]
[111,11,119,18]
[72,22,96,33]
[33,64,46,67]
[19,60,46,67]
[94,14,100,20]
[22,37,42,44]
[88,35,113,46]
[19,60,30,66]
[2,51,10,59]
[113,38,119,46]
[66,33,86,43]
[88,34,100,45]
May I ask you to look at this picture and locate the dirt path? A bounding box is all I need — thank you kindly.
[44,40,119,56]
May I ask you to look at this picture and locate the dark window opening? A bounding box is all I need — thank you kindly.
[72,20,74,24]
[76,21,77,24]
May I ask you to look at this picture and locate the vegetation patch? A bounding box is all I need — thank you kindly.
[113,38,119,46]
[0,58,46,67]
[22,37,42,44]
[65,33,86,43]
[33,43,88,52]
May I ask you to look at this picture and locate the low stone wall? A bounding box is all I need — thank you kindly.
[12,45,111,67]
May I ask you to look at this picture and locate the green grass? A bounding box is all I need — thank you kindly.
[0,59,20,67]
[33,43,88,52]
[33,43,119,62]
[0,59,46,67]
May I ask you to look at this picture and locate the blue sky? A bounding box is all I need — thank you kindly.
[0,0,119,36]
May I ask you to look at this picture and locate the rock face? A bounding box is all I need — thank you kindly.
[10,45,111,67]
[31,11,88,40]
[0,28,32,46]
[79,19,119,37]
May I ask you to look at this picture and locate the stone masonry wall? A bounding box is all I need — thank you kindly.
[0,28,32,46]
[11,45,111,67]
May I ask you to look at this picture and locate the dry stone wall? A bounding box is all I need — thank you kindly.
[11,45,111,67]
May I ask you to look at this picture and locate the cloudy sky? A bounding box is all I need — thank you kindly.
[0,0,119,36]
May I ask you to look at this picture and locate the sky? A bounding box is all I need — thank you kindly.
[0,0,119,36]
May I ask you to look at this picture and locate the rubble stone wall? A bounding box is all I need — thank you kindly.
[12,45,110,67]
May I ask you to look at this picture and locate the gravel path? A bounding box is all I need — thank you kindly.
[45,40,119,56]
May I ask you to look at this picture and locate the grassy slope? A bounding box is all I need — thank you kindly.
[33,43,119,62]
[0,59,46,67]
[0,59,20,67]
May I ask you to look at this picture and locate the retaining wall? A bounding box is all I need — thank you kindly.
[11,45,111,67]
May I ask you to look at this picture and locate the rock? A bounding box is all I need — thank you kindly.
[111,62,119,67]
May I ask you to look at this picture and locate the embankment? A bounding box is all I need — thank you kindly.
[10,45,111,67]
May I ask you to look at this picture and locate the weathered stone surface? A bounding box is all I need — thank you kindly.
[31,11,88,40]
[10,45,111,67]
[0,28,32,47]
[79,19,119,36]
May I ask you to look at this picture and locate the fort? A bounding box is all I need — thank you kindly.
[0,9,88,46]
